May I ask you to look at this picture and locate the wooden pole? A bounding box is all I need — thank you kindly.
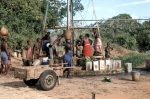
[42,0,49,36]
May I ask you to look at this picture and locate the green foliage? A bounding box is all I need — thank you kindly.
[0,0,84,49]
[136,21,150,52]
[115,52,150,68]
[113,32,137,50]
[102,77,111,82]
[96,13,150,51]
[84,56,93,62]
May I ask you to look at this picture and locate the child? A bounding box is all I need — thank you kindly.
[105,42,113,58]
[76,40,83,57]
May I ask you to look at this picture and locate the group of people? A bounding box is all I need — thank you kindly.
[76,28,102,58]
[76,28,113,58]
[0,29,113,75]
[0,31,73,75]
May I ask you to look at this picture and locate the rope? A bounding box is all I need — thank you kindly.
[83,0,91,19]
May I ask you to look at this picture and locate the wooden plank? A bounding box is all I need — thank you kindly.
[93,56,104,58]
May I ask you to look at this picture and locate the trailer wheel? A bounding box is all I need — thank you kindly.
[23,79,38,86]
[39,70,57,91]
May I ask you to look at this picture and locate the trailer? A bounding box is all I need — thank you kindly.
[14,62,70,91]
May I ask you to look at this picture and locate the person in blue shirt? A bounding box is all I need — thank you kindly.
[62,44,73,78]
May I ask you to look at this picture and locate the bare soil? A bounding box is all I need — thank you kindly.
[0,48,149,99]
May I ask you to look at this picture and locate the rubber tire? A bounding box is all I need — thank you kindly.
[39,70,57,91]
[23,79,39,86]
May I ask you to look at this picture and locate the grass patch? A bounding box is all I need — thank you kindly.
[114,51,150,68]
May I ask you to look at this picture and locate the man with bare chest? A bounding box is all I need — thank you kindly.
[0,37,10,75]
[32,38,41,60]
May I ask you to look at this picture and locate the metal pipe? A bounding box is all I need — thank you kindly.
[73,19,150,21]
[67,0,70,30]
[48,26,98,29]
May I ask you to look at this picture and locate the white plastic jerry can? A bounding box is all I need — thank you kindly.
[99,60,105,70]
[115,60,122,69]
[93,61,99,71]
[125,63,132,73]
[86,61,93,71]
[105,59,112,70]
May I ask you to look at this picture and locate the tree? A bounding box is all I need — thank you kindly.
[0,0,84,48]
[136,21,150,51]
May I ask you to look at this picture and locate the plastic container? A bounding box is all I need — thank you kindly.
[125,63,132,73]
[32,59,41,66]
[22,58,31,66]
[0,26,8,36]
[42,61,48,65]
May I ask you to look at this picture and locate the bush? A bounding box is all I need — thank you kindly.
[115,52,150,68]
[113,32,137,50]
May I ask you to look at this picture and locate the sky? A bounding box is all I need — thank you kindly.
[73,0,150,24]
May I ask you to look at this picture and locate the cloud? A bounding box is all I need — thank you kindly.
[107,8,116,13]
[87,6,102,12]
[118,0,150,7]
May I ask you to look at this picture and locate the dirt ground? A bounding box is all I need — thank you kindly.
[0,56,150,99]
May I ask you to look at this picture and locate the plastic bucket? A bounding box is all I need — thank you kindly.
[22,58,31,66]
[131,71,140,81]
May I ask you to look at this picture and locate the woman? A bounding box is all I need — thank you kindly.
[1,37,10,75]
[93,33,102,56]
[80,34,92,57]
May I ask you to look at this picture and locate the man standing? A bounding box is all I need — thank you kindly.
[32,38,41,60]
[26,39,32,59]
[16,42,23,57]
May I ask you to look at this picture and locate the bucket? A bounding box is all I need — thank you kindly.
[22,58,31,66]
[131,71,140,81]
[125,63,132,73]
[64,30,72,39]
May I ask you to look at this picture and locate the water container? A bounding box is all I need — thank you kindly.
[22,58,31,66]
[32,59,41,66]
[49,47,53,59]
[86,61,92,71]
[105,59,112,70]
[42,57,48,65]
[99,60,105,70]
[132,71,140,81]
[0,26,8,36]
[64,30,72,39]
[125,63,132,73]
[93,61,99,71]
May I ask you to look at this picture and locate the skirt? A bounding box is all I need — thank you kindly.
[1,51,10,65]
